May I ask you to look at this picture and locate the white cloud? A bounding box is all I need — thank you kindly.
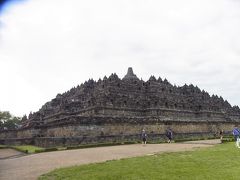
[1,0,240,116]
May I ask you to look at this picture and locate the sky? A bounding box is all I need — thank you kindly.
[0,0,240,117]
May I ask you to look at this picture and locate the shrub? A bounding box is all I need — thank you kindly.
[44,147,58,152]
[0,145,8,149]
[222,138,234,143]
[35,149,46,153]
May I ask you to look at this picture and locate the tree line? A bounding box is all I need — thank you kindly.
[0,111,22,130]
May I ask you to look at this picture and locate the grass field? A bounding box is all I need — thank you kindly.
[12,145,45,153]
[39,142,240,180]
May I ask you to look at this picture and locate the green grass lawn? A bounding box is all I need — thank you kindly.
[12,145,45,153]
[39,142,240,180]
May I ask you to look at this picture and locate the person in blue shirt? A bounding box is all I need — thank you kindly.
[232,126,240,147]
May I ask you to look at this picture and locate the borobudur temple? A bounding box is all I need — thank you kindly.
[1,67,240,147]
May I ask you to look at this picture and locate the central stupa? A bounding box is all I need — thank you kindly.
[123,67,139,80]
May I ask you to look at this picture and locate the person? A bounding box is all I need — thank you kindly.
[232,126,240,148]
[219,129,223,143]
[141,129,147,145]
[166,128,173,143]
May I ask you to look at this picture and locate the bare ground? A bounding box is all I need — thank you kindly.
[0,139,220,180]
[0,149,25,160]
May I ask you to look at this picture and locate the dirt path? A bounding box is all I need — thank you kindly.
[0,149,25,160]
[0,139,220,180]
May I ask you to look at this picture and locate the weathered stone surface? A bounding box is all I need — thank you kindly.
[20,67,240,128]
[0,68,240,147]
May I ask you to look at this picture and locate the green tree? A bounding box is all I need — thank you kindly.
[0,111,22,130]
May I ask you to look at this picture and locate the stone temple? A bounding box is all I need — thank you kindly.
[1,68,240,147]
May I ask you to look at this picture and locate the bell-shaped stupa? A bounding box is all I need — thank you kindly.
[123,67,139,80]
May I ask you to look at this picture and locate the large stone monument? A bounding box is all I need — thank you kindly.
[1,68,240,147]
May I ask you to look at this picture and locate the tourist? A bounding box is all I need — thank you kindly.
[166,129,173,143]
[141,129,147,145]
[232,126,240,148]
[219,129,223,143]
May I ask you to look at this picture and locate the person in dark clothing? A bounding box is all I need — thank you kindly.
[219,129,223,143]
[141,129,147,145]
[166,129,173,143]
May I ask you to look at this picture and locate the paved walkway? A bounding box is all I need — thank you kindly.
[0,139,220,180]
[0,149,25,160]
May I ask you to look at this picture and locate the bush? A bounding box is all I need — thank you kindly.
[222,138,234,143]
[35,149,46,153]
[11,146,28,153]
[44,147,58,152]
[0,145,8,149]
[12,145,45,154]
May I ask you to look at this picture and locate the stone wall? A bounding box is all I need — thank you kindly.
[40,121,235,138]
[0,119,237,147]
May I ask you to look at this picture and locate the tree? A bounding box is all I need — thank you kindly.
[0,111,22,130]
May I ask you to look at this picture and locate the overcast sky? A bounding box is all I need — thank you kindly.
[0,0,240,116]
